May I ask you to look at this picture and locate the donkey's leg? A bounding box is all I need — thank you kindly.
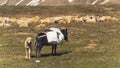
[52,45,54,55]
[36,46,42,58]
[52,44,57,55]
[38,48,42,58]
[54,44,57,55]
[36,46,39,58]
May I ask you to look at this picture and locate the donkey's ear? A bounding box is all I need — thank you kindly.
[66,28,67,31]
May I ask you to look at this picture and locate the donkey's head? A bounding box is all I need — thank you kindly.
[61,28,68,41]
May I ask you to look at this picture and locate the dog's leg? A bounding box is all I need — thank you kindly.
[25,48,28,59]
[28,49,31,59]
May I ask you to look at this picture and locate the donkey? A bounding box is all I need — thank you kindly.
[35,28,68,58]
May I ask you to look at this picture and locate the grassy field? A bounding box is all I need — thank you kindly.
[0,5,120,17]
[0,5,120,68]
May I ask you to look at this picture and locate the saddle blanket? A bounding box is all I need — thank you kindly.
[46,31,59,44]
[46,27,64,45]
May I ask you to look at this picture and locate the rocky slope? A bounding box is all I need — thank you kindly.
[0,0,120,6]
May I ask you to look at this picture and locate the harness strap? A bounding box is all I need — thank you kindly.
[38,35,46,38]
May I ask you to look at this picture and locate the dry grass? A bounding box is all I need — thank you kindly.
[0,5,119,17]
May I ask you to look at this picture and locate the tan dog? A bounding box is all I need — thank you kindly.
[24,37,32,59]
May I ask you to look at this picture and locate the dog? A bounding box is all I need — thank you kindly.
[24,37,32,59]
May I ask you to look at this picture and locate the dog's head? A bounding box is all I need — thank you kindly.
[26,37,32,43]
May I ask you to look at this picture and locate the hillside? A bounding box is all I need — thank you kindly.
[0,0,120,6]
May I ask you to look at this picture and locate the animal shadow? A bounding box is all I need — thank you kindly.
[41,51,71,57]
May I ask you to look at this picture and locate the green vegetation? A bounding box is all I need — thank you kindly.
[0,5,120,68]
